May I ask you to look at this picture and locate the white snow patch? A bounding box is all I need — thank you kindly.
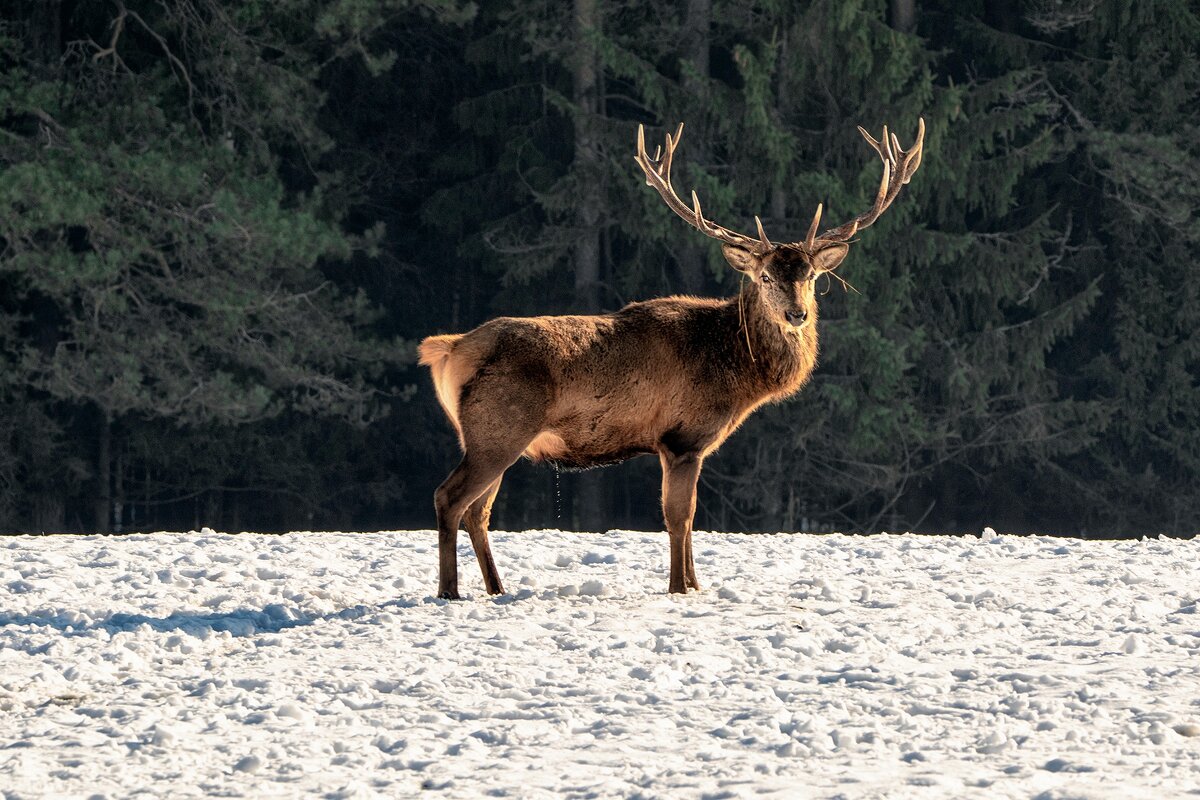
[1,529,1198,798]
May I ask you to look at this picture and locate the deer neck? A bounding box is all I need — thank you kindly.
[734,283,818,394]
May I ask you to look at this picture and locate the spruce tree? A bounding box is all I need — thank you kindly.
[0,1,416,531]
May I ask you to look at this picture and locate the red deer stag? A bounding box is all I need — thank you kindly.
[419,119,925,598]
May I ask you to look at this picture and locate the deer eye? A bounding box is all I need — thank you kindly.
[760,273,773,284]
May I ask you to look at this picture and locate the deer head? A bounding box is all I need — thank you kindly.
[635,119,925,330]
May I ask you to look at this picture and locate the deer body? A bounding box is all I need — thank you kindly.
[421,119,924,598]
[422,289,817,470]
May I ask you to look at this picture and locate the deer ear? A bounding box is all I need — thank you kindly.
[721,244,762,274]
[812,243,849,273]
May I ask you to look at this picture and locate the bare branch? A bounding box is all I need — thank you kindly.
[125,6,197,106]
[90,2,129,66]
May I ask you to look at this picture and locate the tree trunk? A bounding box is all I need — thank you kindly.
[572,0,601,315]
[572,0,606,530]
[113,445,125,533]
[205,489,222,531]
[94,410,111,534]
[675,0,712,294]
[984,0,1017,33]
[770,27,789,224]
[229,491,241,533]
[32,493,65,532]
[23,0,62,74]
[890,0,916,33]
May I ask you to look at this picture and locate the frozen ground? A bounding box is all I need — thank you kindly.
[1,529,1198,799]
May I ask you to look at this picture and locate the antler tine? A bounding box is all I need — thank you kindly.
[805,203,822,251]
[755,215,771,251]
[637,124,653,182]
[633,122,773,254]
[901,117,926,183]
[807,118,926,248]
[874,161,891,212]
[662,122,683,180]
[903,147,923,184]
[858,126,886,163]
[691,190,708,233]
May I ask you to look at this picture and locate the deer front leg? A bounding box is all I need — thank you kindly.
[683,529,700,591]
[660,451,703,594]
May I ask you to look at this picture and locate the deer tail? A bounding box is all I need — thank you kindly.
[418,334,468,445]
[417,334,461,367]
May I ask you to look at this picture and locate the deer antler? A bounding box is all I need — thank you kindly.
[807,118,925,251]
[635,123,773,255]
[636,119,925,257]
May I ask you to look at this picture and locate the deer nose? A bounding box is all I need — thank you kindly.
[785,309,807,326]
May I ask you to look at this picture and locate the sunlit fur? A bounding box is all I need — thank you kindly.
[418,241,848,599]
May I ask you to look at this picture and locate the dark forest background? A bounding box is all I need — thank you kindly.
[1,0,1198,537]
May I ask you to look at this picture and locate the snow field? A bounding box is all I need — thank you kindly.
[1,529,1198,798]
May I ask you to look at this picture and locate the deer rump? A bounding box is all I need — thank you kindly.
[418,297,774,470]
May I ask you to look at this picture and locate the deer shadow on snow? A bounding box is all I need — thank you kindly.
[0,586,576,654]
[0,598,431,651]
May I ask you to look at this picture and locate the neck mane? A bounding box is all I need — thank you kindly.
[732,282,819,398]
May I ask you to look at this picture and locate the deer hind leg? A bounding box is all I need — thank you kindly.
[660,451,704,594]
[463,475,505,595]
[435,451,520,600]
[435,369,548,600]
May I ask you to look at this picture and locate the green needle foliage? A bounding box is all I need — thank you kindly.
[1,0,1198,536]
[0,1,431,531]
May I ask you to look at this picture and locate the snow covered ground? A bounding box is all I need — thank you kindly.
[1,529,1198,799]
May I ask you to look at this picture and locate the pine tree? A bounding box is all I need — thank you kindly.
[3,0,1195,537]
[1031,0,1200,533]
[0,1,419,531]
